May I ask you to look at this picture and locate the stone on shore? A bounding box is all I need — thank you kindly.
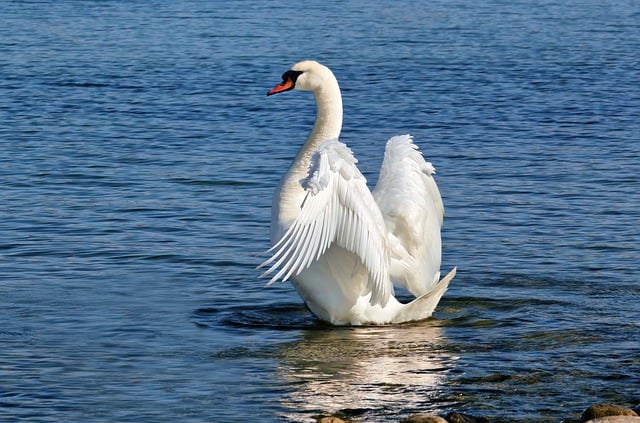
[401,414,448,423]
[317,417,347,423]
[314,403,640,422]
[445,411,492,423]
[580,404,639,423]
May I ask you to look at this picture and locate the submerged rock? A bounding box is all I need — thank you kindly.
[317,417,347,423]
[445,411,492,423]
[580,404,639,422]
[401,414,448,423]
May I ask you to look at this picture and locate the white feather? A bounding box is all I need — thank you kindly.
[373,134,445,296]
[260,139,392,305]
[261,60,454,325]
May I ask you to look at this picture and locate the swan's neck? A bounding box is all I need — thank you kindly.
[272,69,343,240]
[310,84,343,144]
[294,82,343,169]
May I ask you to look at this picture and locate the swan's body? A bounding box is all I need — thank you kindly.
[260,60,455,325]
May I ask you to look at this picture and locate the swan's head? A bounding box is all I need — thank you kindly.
[267,60,336,96]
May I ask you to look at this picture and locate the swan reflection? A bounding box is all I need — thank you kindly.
[276,321,456,420]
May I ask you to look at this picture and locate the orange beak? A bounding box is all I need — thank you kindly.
[267,76,295,96]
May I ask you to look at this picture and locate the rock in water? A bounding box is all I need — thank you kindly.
[401,414,448,423]
[317,417,347,423]
[445,412,492,423]
[580,404,639,422]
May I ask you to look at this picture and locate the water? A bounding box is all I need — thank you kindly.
[1,1,639,422]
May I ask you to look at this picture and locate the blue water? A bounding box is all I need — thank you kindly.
[1,1,639,422]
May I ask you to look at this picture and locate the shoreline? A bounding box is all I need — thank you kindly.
[316,403,640,423]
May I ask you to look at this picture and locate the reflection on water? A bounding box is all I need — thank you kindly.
[276,322,456,420]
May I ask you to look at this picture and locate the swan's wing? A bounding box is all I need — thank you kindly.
[259,139,392,306]
[372,134,444,297]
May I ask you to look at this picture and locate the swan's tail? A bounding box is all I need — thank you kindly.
[391,267,456,324]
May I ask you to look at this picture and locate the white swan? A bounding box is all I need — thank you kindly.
[259,60,455,325]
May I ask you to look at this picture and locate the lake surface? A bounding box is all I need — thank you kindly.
[1,1,639,422]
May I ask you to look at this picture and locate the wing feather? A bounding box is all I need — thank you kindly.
[372,134,445,297]
[260,139,392,305]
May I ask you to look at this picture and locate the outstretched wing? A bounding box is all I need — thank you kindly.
[259,139,393,306]
[372,134,444,297]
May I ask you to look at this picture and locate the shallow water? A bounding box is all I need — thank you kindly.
[1,0,639,422]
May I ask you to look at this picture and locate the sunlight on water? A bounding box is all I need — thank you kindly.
[277,324,455,419]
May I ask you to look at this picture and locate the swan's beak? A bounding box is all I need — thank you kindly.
[267,77,295,96]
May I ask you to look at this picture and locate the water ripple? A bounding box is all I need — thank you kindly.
[2,0,639,422]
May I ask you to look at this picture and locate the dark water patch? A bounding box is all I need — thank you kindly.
[442,295,569,312]
[518,328,605,348]
[439,315,507,330]
[210,345,280,360]
[48,81,112,88]
[458,370,551,385]
[192,303,321,330]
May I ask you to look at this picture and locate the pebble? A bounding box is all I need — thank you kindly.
[401,414,448,423]
[445,411,492,423]
[581,404,639,423]
[317,417,347,423]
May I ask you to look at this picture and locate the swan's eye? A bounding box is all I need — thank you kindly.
[282,70,303,83]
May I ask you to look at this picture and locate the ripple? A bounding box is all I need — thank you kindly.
[170,177,261,187]
[192,303,322,330]
[2,0,639,422]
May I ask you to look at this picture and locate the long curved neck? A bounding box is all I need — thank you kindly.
[310,83,343,144]
[272,65,343,239]
[294,80,343,168]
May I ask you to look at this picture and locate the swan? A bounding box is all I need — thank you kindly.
[259,60,455,325]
